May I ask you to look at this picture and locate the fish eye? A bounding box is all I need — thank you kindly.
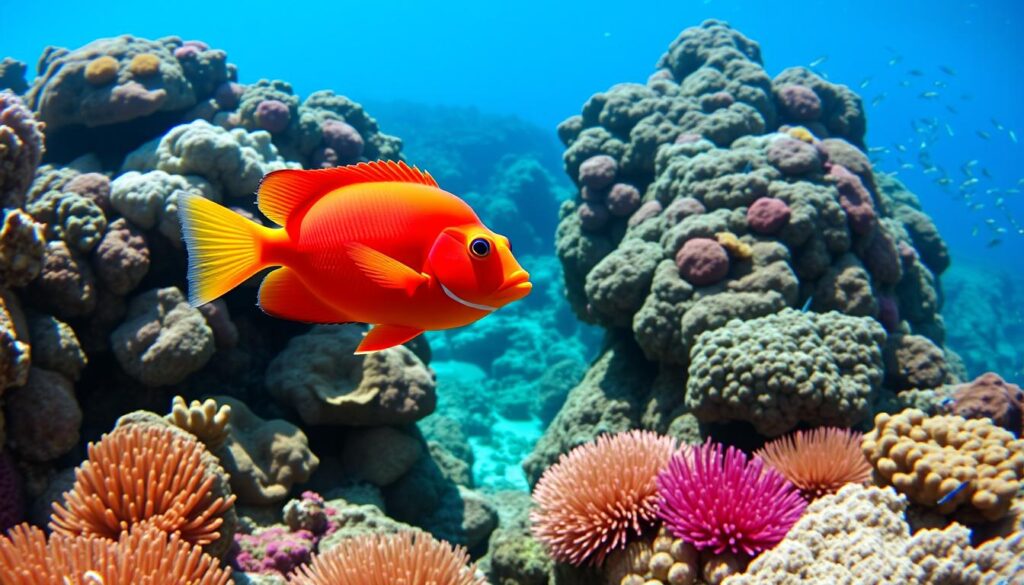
[469,238,491,258]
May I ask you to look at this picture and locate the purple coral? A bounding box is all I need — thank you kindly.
[254,99,291,133]
[656,440,807,557]
[214,81,244,110]
[747,197,791,235]
[63,172,112,214]
[232,526,315,575]
[828,163,876,235]
[950,373,1023,436]
[877,295,900,332]
[577,201,609,232]
[628,200,662,227]
[776,84,822,121]
[321,120,364,161]
[675,238,729,286]
[578,154,617,189]
[862,229,902,285]
[767,137,822,175]
[1,91,45,209]
[606,183,641,217]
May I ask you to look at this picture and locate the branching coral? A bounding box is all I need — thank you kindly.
[530,430,677,566]
[755,427,871,500]
[288,531,484,585]
[49,423,236,547]
[165,395,232,451]
[0,523,233,585]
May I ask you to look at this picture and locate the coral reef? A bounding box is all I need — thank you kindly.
[1,92,44,210]
[755,427,871,500]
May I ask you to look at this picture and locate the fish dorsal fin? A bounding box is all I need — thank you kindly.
[257,160,439,226]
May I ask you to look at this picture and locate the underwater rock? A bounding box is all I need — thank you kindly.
[25,313,87,381]
[110,169,217,242]
[3,367,81,461]
[110,286,215,386]
[341,426,422,487]
[26,35,228,131]
[266,325,436,426]
[211,396,317,506]
[948,372,1023,436]
[92,217,150,295]
[686,309,886,436]
[0,91,45,210]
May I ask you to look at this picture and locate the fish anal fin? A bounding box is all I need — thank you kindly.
[257,161,439,226]
[346,242,427,296]
[258,268,352,323]
[355,324,423,354]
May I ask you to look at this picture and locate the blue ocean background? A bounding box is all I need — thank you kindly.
[3,0,1022,490]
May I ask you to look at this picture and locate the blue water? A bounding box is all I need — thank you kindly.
[3,0,1022,263]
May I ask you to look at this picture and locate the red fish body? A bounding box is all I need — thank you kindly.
[179,161,531,353]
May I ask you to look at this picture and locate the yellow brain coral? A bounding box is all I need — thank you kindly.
[128,53,161,77]
[785,125,816,143]
[862,408,1024,521]
[84,56,118,85]
[49,423,236,547]
[0,523,232,585]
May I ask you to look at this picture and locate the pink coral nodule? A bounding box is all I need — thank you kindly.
[656,440,807,558]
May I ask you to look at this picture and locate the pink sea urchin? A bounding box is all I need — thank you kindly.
[656,440,806,557]
[530,430,677,566]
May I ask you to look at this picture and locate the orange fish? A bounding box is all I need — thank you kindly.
[179,160,532,354]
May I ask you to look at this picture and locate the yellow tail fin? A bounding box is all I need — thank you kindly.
[179,193,271,307]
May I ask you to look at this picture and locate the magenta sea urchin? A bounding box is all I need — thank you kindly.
[656,440,807,557]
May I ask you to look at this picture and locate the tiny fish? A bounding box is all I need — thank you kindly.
[936,481,969,505]
[982,168,993,179]
[801,297,813,312]
[871,93,887,107]
[987,237,1002,248]
[895,144,907,153]
[962,178,979,188]
[179,161,532,354]
[900,163,915,170]
[971,225,979,237]
[859,77,871,89]
[908,69,925,77]
[946,104,958,115]
[809,55,828,68]
[945,123,954,137]
[888,56,902,66]
[939,65,956,76]
[996,198,1005,207]
[741,161,753,173]
[868,146,889,154]
[992,118,1005,131]
[1010,130,1018,143]
[899,80,912,88]
[933,80,948,88]
[936,177,953,186]
[919,91,939,99]
[977,130,991,140]
[938,396,955,408]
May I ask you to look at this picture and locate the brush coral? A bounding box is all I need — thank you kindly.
[288,531,483,585]
[657,440,807,557]
[49,423,236,547]
[0,523,232,585]
[530,430,677,566]
[755,427,871,500]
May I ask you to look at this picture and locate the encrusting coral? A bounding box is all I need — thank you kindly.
[862,408,1024,522]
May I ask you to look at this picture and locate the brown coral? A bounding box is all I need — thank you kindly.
[84,55,118,85]
[755,427,871,500]
[862,409,1024,522]
[530,430,677,566]
[0,523,232,585]
[288,531,483,585]
[949,372,1023,436]
[49,423,236,546]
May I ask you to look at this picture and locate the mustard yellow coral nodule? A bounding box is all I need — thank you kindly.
[165,395,232,451]
[84,56,118,85]
[862,408,1024,522]
[715,232,753,260]
[128,53,161,77]
[785,125,816,143]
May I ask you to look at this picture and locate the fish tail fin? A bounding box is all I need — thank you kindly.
[179,192,276,307]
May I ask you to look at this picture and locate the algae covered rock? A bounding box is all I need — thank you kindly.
[265,325,436,426]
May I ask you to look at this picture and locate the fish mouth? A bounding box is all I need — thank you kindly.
[499,270,531,292]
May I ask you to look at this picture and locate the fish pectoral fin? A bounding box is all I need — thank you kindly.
[355,324,424,354]
[259,267,354,323]
[346,243,428,296]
